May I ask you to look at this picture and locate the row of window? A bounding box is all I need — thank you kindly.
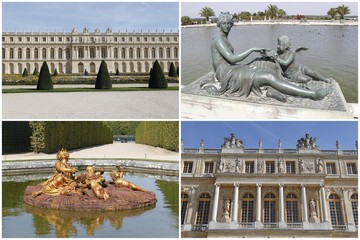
[3,36,177,43]
[183,161,358,175]
[181,192,358,227]
[3,47,178,60]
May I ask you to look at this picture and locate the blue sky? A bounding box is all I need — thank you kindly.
[182,2,358,18]
[2,2,179,32]
[182,121,358,150]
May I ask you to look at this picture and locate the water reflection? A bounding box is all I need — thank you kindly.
[25,204,155,238]
[3,172,179,238]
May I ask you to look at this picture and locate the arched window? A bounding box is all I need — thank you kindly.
[2,48,5,59]
[136,48,141,58]
[101,47,107,58]
[181,193,189,225]
[351,193,358,226]
[166,47,171,58]
[121,48,126,58]
[196,193,211,225]
[66,48,70,59]
[151,48,156,58]
[18,48,22,59]
[241,193,254,223]
[159,48,163,58]
[286,193,299,223]
[114,48,118,59]
[137,62,141,72]
[329,194,344,226]
[78,48,84,59]
[26,48,30,59]
[58,48,63,59]
[264,193,276,223]
[42,48,47,59]
[128,48,133,59]
[10,48,14,59]
[144,48,148,59]
[34,48,39,59]
[174,47,178,58]
[90,47,95,58]
[50,48,55,59]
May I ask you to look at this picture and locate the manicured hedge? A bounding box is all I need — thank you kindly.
[29,121,113,153]
[2,121,32,154]
[135,121,178,152]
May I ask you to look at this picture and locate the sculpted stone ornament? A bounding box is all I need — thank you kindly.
[317,158,324,173]
[297,134,318,150]
[221,133,244,149]
[24,149,155,211]
[181,12,349,113]
[221,198,231,223]
[309,199,320,223]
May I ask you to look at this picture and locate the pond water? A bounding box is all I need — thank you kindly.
[182,25,358,103]
[2,172,179,238]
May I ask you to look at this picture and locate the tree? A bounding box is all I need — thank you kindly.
[37,61,53,90]
[239,11,251,21]
[232,13,240,22]
[95,60,112,89]
[53,68,58,76]
[266,4,279,19]
[148,60,167,88]
[337,4,351,20]
[33,68,38,76]
[22,68,29,77]
[327,8,338,19]
[168,62,177,77]
[84,69,89,76]
[199,6,215,22]
[115,68,120,76]
[278,9,287,19]
[181,16,191,25]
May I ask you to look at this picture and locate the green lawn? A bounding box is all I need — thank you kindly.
[3,86,179,94]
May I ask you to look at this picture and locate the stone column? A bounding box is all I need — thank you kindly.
[211,183,220,222]
[255,183,263,228]
[14,47,18,60]
[232,183,239,222]
[46,47,50,60]
[301,184,308,223]
[30,47,34,60]
[5,48,9,60]
[320,184,330,223]
[54,47,58,60]
[279,183,286,227]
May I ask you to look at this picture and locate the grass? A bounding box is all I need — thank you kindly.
[3,86,179,94]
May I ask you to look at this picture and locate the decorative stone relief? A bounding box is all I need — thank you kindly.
[299,158,315,173]
[278,157,285,173]
[221,133,244,149]
[309,198,320,223]
[296,133,318,149]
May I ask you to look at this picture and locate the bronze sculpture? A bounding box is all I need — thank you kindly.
[77,166,110,201]
[110,166,147,191]
[201,12,332,102]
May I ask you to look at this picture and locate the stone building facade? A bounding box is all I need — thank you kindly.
[181,134,358,238]
[2,27,179,74]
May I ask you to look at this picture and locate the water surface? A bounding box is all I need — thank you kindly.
[182,25,358,102]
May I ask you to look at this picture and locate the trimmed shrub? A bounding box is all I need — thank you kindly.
[29,121,113,153]
[95,60,112,89]
[148,60,167,88]
[84,69,89,76]
[22,68,29,77]
[176,66,179,77]
[33,68,39,75]
[37,61,53,90]
[53,68,58,76]
[135,121,178,152]
[115,68,120,76]
[168,62,177,77]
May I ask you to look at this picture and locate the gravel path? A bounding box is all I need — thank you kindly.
[2,142,179,162]
[3,91,179,119]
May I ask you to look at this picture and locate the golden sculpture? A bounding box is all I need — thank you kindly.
[32,149,80,197]
[110,166,147,191]
[78,166,110,201]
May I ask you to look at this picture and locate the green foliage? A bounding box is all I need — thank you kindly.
[106,122,141,135]
[37,61,53,90]
[22,68,29,77]
[148,60,167,88]
[84,69,89,76]
[176,66,179,77]
[95,60,112,89]
[2,121,31,154]
[181,16,191,25]
[115,68,120,76]
[135,122,178,152]
[29,121,113,153]
[33,68,39,76]
[199,6,215,22]
[327,8,338,19]
[53,68,58,76]
[168,62,177,78]
[337,4,351,19]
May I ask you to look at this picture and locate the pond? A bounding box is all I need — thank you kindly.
[181,25,358,103]
[2,171,179,238]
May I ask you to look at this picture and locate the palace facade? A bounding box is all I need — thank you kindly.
[2,27,179,74]
[181,134,358,238]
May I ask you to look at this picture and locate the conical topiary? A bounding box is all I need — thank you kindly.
[95,60,112,89]
[176,66,179,77]
[53,68,58,76]
[148,60,167,88]
[116,68,120,76]
[33,68,39,75]
[84,69,89,76]
[22,68,29,77]
[168,62,177,77]
[37,61,53,90]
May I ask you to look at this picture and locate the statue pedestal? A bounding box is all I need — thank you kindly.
[221,213,231,223]
[182,72,355,119]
